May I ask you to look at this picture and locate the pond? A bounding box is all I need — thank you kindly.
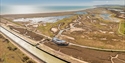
[13,15,72,23]
[100,13,111,20]
[100,13,120,22]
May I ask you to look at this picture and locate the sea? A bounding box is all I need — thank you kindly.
[0,6,93,15]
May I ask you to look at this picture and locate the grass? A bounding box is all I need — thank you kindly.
[0,34,36,63]
[37,23,54,37]
[37,15,77,37]
[119,20,125,35]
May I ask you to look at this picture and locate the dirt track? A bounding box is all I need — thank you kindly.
[44,42,125,63]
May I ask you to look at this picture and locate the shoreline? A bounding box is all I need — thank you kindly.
[0,6,96,17]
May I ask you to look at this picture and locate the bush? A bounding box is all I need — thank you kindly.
[13,48,17,51]
[7,46,12,50]
[27,60,34,63]
[22,56,29,62]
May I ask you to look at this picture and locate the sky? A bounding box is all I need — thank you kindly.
[1,0,125,6]
[0,0,124,14]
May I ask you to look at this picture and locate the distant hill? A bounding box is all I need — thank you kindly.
[95,5,125,8]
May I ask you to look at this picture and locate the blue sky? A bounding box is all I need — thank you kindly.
[1,0,125,6]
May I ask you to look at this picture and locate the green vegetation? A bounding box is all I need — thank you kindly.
[119,20,125,35]
[37,15,77,37]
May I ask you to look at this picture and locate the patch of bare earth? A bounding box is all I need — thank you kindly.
[44,42,125,63]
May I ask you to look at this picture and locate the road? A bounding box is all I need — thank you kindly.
[0,26,68,63]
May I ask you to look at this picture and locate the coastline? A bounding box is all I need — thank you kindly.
[0,6,96,17]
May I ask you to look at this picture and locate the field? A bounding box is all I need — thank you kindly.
[0,34,36,63]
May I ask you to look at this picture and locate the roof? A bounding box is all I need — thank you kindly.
[52,37,66,43]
